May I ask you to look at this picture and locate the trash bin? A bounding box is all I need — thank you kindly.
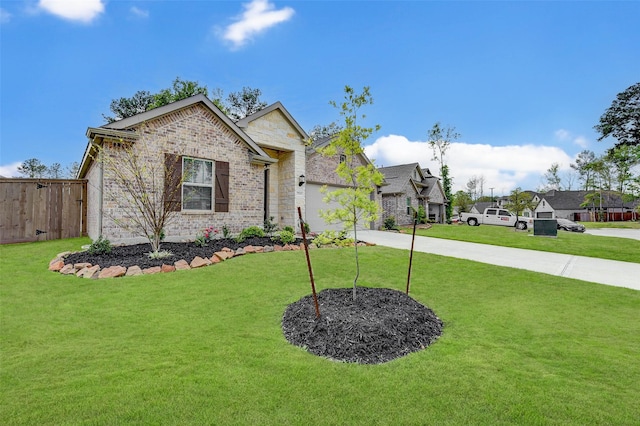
[534,219,557,237]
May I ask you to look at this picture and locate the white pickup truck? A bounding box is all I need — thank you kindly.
[460,207,534,230]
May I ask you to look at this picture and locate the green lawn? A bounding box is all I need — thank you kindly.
[409,223,640,264]
[1,238,639,425]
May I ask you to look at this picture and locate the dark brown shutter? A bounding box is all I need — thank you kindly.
[215,161,229,212]
[164,153,182,212]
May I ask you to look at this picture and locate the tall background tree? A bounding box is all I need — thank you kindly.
[102,78,266,123]
[17,158,47,178]
[428,122,459,222]
[317,86,384,300]
[594,82,640,149]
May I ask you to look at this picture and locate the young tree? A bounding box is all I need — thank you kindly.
[594,82,640,149]
[65,161,80,179]
[317,86,384,300]
[571,150,597,190]
[226,87,268,121]
[17,158,47,178]
[452,190,473,213]
[542,162,562,191]
[46,162,63,178]
[428,122,459,221]
[91,125,187,254]
[503,187,537,231]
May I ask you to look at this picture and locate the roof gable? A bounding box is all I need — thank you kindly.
[236,101,308,141]
[101,94,272,160]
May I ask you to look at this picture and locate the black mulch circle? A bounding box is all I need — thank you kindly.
[282,287,443,364]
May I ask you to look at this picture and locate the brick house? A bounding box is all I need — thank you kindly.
[78,94,381,243]
[378,163,447,225]
[304,136,383,231]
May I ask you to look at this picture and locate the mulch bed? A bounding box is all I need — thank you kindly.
[63,237,301,269]
[282,287,443,364]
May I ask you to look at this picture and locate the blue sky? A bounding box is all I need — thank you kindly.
[1,0,638,195]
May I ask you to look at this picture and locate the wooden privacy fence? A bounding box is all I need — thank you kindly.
[0,179,87,244]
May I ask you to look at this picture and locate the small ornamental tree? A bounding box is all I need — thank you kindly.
[428,122,460,222]
[317,86,384,300]
[91,124,187,254]
[503,187,537,230]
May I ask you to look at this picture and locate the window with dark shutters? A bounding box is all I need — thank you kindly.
[164,153,182,212]
[215,161,229,212]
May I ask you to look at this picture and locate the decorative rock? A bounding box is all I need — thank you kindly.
[299,243,306,250]
[214,251,232,261]
[210,255,221,264]
[190,256,211,268]
[263,245,274,253]
[143,266,162,274]
[174,259,190,270]
[273,245,283,252]
[74,262,92,270]
[161,264,176,273]
[254,246,264,253]
[78,265,100,279]
[243,245,256,254]
[126,266,143,276]
[48,260,65,271]
[235,247,246,256]
[60,264,77,275]
[56,251,72,259]
[98,265,127,279]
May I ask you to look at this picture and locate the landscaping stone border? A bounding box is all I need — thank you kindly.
[48,242,373,279]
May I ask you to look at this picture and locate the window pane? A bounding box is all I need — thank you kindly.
[183,185,212,210]
[184,159,213,184]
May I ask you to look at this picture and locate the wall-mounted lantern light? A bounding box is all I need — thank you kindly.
[298,175,306,186]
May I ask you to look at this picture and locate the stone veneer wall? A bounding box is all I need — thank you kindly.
[240,109,306,229]
[95,104,265,244]
[84,160,102,240]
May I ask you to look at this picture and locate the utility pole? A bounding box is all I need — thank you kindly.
[490,187,495,206]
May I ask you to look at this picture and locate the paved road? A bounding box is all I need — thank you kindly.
[357,230,640,291]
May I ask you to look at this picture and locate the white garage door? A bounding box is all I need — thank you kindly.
[305,184,369,233]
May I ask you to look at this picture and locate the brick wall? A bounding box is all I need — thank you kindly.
[92,104,266,244]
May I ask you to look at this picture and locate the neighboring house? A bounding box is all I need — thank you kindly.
[304,136,383,232]
[78,94,381,244]
[533,190,637,221]
[378,163,446,225]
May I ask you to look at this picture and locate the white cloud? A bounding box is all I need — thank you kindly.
[0,162,22,178]
[0,7,11,23]
[222,0,294,49]
[130,6,149,19]
[555,128,590,149]
[38,0,104,23]
[365,134,574,195]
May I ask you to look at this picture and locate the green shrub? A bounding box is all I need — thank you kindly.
[417,206,427,224]
[147,250,173,259]
[282,225,295,234]
[222,225,231,238]
[383,216,398,230]
[274,229,296,245]
[312,230,354,247]
[236,226,265,242]
[88,236,112,255]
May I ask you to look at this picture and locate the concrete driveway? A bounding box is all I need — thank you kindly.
[357,230,640,291]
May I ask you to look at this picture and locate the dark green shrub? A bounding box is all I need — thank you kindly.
[274,229,296,244]
[263,216,278,237]
[236,225,265,242]
[88,235,112,255]
[383,216,398,230]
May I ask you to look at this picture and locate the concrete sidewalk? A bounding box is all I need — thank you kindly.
[357,230,640,291]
